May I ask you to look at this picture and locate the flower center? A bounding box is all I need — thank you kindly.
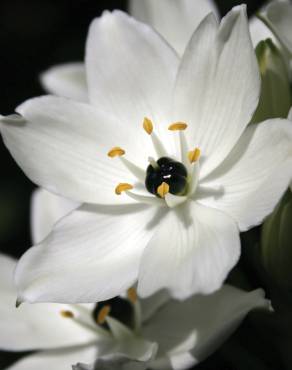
[92,296,134,330]
[145,157,188,197]
[107,117,201,208]
[59,288,141,337]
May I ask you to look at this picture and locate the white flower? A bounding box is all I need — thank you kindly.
[0,254,270,370]
[1,7,292,304]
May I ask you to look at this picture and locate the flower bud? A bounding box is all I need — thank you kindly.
[261,190,292,288]
[252,39,291,124]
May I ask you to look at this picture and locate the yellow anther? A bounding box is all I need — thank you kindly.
[60,310,75,318]
[157,182,170,198]
[107,146,125,158]
[115,183,133,195]
[127,287,138,304]
[188,148,201,163]
[168,122,188,131]
[143,117,153,135]
[97,305,111,324]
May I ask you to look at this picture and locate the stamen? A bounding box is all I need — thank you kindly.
[143,117,153,135]
[108,147,125,158]
[142,118,167,157]
[97,305,111,324]
[127,287,138,304]
[115,183,133,195]
[119,157,145,182]
[148,156,159,169]
[157,182,170,198]
[188,148,201,163]
[125,190,165,206]
[168,122,188,131]
[60,310,75,318]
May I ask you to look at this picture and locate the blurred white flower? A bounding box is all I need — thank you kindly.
[253,0,292,53]
[249,1,292,80]
[1,7,292,304]
[0,254,270,370]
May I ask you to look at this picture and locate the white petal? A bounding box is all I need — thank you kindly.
[74,356,149,370]
[142,285,269,369]
[31,188,79,244]
[140,290,170,323]
[249,15,275,48]
[174,6,260,177]
[289,106,292,120]
[85,10,179,151]
[6,346,98,370]
[138,203,240,299]
[0,254,98,351]
[265,1,292,54]
[129,0,218,55]
[15,204,157,303]
[0,96,145,205]
[106,317,158,362]
[200,119,292,231]
[40,63,87,102]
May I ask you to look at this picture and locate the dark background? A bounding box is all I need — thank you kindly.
[0,1,268,369]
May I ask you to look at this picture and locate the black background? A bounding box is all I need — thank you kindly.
[0,1,268,369]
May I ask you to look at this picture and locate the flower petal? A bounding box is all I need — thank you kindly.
[174,6,260,177]
[106,317,158,362]
[137,203,240,299]
[249,15,275,48]
[15,204,157,303]
[85,10,179,146]
[129,0,218,55]
[140,290,170,323]
[142,285,269,369]
[31,188,79,244]
[200,119,292,231]
[40,63,87,102]
[0,96,146,205]
[265,1,292,54]
[0,254,98,351]
[74,356,149,370]
[6,346,98,370]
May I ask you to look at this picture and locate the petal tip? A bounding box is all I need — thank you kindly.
[15,297,23,308]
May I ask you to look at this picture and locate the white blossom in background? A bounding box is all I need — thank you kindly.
[256,0,292,54]
[1,6,292,304]
[250,0,292,77]
[0,254,270,370]
[0,255,158,370]
[0,187,268,370]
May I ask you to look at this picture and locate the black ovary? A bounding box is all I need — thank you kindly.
[92,297,134,330]
[145,157,188,197]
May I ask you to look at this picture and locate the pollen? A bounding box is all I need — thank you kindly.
[115,183,133,195]
[108,147,125,158]
[168,122,188,131]
[97,305,111,324]
[157,182,170,198]
[127,287,138,304]
[60,310,75,318]
[143,117,153,135]
[188,148,201,163]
